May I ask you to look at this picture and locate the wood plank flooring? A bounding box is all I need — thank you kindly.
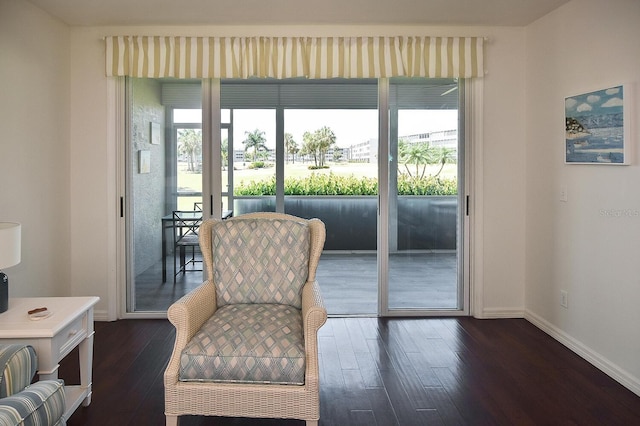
[61,317,640,425]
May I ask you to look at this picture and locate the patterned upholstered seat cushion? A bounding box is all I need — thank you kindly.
[211,218,310,309]
[179,304,305,385]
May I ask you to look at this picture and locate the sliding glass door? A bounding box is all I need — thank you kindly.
[126,79,204,312]
[124,77,467,316]
[282,107,379,315]
[383,78,466,314]
[228,108,277,214]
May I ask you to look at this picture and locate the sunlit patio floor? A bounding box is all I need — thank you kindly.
[133,251,458,315]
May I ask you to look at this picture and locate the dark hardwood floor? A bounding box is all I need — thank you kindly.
[61,317,640,425]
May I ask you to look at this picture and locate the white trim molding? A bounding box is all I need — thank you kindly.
[481,308,525,318]
[467,78,485,318]
[525,309,640,397]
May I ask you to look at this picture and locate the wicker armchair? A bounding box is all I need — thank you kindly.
[164,212,327,426]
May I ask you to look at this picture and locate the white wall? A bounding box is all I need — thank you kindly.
[0,0,71,297]
[525,0,640,395]
[67,24,528,320]
[69,30,116,318]
[478,30,527,317]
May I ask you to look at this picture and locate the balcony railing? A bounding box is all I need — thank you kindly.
[233,195,457,251]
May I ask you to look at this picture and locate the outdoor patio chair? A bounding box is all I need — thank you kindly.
[164,212,327,426]
[172,210,203,283]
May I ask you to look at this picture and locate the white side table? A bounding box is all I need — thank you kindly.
[0,296,100,420]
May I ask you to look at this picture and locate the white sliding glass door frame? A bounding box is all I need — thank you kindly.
[377,79,470,317]
[377,79,391,315]
[116,77,475,318]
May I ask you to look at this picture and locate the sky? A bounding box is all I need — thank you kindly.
[232,109,458,149]
[565,85,625,117]
[174,108,459,149]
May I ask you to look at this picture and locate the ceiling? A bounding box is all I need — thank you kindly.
[27,0,570,27]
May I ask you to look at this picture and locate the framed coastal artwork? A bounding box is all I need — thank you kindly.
[150,121,161,145]
[139,150,151,173]
[565,84,632,165]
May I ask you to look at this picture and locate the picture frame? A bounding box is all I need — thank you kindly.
[139,150,151,173]
[150,122,161,145]
[565,83,632,165]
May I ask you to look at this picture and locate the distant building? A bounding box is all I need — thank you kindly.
[233,147,346,164]
[233,150,245,162]
[231,130,458,165]
[403,129,458,151]
[345,138,377,163]
[346,129,457,163]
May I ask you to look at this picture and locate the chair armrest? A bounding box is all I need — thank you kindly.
[165,280,217,385]
[0,380,65,426]
[0,345,37,398]
[302,280,327,332]
[301,280,327,389]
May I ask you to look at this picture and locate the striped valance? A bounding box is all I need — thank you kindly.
[105,36,484,79]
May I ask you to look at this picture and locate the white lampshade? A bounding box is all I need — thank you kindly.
[0,222,21,270]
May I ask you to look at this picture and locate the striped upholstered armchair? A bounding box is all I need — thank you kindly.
[164,212,327,426]
[0,344,66,425]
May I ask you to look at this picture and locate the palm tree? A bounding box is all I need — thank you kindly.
[242,129,267,161]
[315,126,336,167]
[284,133,298,164]
[399,140,431,178]
[221,137,228,170]
[433,147,456,178]
[177,129,202,172]
[301,131,319,167]
[300,127,337,167]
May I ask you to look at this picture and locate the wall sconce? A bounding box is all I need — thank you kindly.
[0,222,21,313]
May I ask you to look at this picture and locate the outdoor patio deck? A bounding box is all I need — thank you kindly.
[133,251,458,315]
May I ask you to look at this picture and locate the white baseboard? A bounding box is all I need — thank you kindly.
[94,309,112,322]
[477,307,525,319]
[525,309,640,397]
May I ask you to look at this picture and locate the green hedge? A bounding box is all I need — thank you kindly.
[234,173,457,196]
[397,174,457,195]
